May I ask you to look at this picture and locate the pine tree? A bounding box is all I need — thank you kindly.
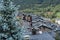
[0,0,21,40]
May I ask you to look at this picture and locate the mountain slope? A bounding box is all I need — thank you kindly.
[13,0,60,9]
[13,0,60,18]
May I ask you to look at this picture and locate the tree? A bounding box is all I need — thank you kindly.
[0,0,21,40]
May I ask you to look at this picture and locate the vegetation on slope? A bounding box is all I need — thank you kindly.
[14,0,60,18]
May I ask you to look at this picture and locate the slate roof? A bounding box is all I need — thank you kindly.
[21,14,57,40]
[29,32,55,40]
[31,15,60,30]
[18,13,60,31]
[55,27,60,31]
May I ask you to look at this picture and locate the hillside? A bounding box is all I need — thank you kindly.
[14,0,60,18]
[14,0,60,9]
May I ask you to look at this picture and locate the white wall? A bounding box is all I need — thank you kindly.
[55,20,60,25]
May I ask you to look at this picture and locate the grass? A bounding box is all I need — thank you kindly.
[56,12,60,18]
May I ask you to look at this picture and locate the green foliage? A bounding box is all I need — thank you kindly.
[56,12,60,18]
[0,0,21,40]
[19,0,60,18]
[55,33,60,40]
